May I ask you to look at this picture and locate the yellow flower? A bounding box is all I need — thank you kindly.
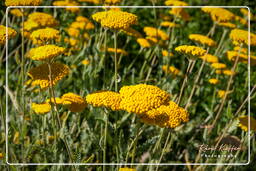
[162,65,180,75]
[201,7,235,22]
[30,28,60,45]
[235,16,247,25]
[23,20,39,32]
[0,25,17,45]
[0,153,3,159]
[136,38,153,48]
[240,8,253,19]
[216,22,236,29]
[189,34,216,47]
[78,0,100,3]
[160,21,180,28]
[208,78,219,85]
[175,45,206,57]
[10,9,24,17]
[162,50,174,57]
[121,27,142,38]
[27,45,65,61]
[169,8,190,21]
[53,1,80,13]
[27,63,69,89]
[199,54,219,63]
[46,97,63,104]
[5,0,42,6]
[76,16,90,22]
[86,90,122,111]
[70,21,95,30]
[65,38,79,46]
[67,27,80,38]
[119,84,170,114]
[61,93,87,112]
[215,69,222,74]
[211,63,226,69]
[165,0,188,6]
[223,69,235,76]
[82,59,90,65]
[119,168,136,171]
[143,27,168,41]
[31,103,51,114]
[28,12,58,27]
[13,131,20,144]
[140,101,189,128]
[92,10,138,30]
[234,46,248,54]
[238,116,256,131]
[217,90,227,98]
[107,48,128,55]
[104,0,121,4]
[230,29,256,46]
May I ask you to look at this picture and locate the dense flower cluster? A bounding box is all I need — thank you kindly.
[199,54,219,63]
[92,10,138,30]
[10,9,24,17]
[136,38,153,48]
[201,7,235,22]
[165,0,188,6]
[143,27,168,41]
[208,78,219,85]
[0,25,17,45]
[217,90,227,98]
[5,0,42,6]
[30,28,60,45]
[61,93,87,112]
[31,103,51,114]
[211,63,227,69]
[189,34,216,47]
[175,45,206,57]
[53,1,80,13]
[217,22,236,29]
[160,21,180,28]
[162,50,174,57]
[230,29,256,46]
[28,12,58,28]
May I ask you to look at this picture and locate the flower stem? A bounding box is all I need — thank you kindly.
[114,30,118,92]
[103,113,108,171]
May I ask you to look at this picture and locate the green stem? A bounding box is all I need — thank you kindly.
[114,31,118,92]
[103,113,108,171]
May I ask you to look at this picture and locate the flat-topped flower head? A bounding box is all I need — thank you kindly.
[31,103,51,114]
[46,97,63,104]
[27,63,69,89]
[121,27,142,38]
[119,84,170,114]
[218,90,227,98]
[162,50,174,57]
[0,25,17,45]
[10,9,24,17]
[136,38,153,48]
[104,0,121,5]
[70,21,95,30]
[238,116,256,131]
[30,28,60,45]
[201,7,235,22]
[5,0,42,6]
[200,54,219,63]
[189,34,216,47]
[211,63,227,69]
[92,10,138,30]
[217,22,236,29]
[175,45,206,58]
[230,29,256,46]
[208,78,219,85]
[86,90,122,111]
[165,0,188,6]
[143,27,168,41]
[61,93,87,112]
[160,21,180,28]
[53,1,80,13]
[27,45,65,61]
[28,12,58,27]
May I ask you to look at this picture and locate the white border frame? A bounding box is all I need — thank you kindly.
[5,5,251,166]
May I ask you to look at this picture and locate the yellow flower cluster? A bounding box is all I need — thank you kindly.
[104,0,121,4]
[217,22,236,29]
[27,45,65,61]
[215,69,235,76]
[240,8,253,20]
[160,21,180,28]
[119,84,170,114]
[27,63,69,89]
[82,59,90,65]
[136,38,153,48]
[46,97,63,104]
[143,27,168,41]
[121,27,142,38]
[70,20,95,30]
[31,103,51,114]
[30,28,60,45]
[175,45,206,57]
[238,116,256,131]
[61,93,87,112]
[162,50,174,57]
[230,29,256,46]
[0,25,17,45]
[10,9,24,17]
[28,12,58,28]
[92,10,138,30]
[189,34,216,47]
[227,51,256,65]
[162,65,180,75]
[119,168,136,171]
[78,0,99,4]
[165,0,188,6]
[217,90,227,98]
[169,8,190,21]
[86,91,122,111]
[201,7,235,22]
[53,1,80,13]
[5,0,42,6]
[211,63,226,69]
[199,54,219,63]
[107,48,128,56]
[208,78,219,85]
[235,16,247,25]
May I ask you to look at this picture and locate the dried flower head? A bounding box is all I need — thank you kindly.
[189,34,216,47]
[0,25,17,45]
[30,28,60,45]
[61,93,87,112]
[31,103,51,114]
[169,8,190,21]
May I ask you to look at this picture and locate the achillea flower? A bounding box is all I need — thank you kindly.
[70,21,95,30]
[76,16,90,22]
[189,34,216,47]
[160,21,180,28]
[234,46,248,54]
[23,20,39,31]
[215,70,222,74]
[162,50,174,57]
[67,27,80,38]
[65,38,79,46]
[169,8,190,21]
[27,63,69,88]
[230,29,256,46]
[78,0,100,4]
[175,45,206,58]
[217,22,236,29]
[240,8,253,19]
[146,37,163,45]
[61,93,87,112]
[121,27,142,38]
[200,54,219,63]
[223,69,235,76]
[201,7,235,22]
[159,13,172,21]
[119,84,170,114]
[53,1,80,13]
[144,27,168,41]
[165,0,188,6]
[218,90,227,98]
[0,153,3,159]
[238,116,256,131]
[162,65,180,75]
[119,168,136,171]
[28,12,58,27]
[235,16,247,25]
[31,103,51,114]
[82,59,90,65]
[227,51,248,63]
[86,91,122,111]
[92,10,138,30]
[136,38,153,48]
[10,9,24,17]
[0,25,17,45]
[5,0,42,6]
[211,63,227,69]
[30,28,60,45]
[107,48,128,55]
[46,97,63,104]
[104,0,121,4]
[27,45,65,61]
[141,101,189,128]
[208,78,219,84]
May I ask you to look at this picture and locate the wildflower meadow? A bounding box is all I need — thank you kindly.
[0,0,256,170]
